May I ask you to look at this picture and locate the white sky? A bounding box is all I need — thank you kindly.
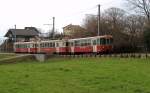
[0,0,123,38]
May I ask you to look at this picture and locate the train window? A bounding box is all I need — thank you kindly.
[17,45,19,48]
[52,43,55,47]
[22,44,25,48]
[42,43,45,48]
[93,40,96,45]
[61,42,63,47]
[44,43,46,48]
[15,45,17,48]
[34,44,37,48]
[97,38,101,45]
[75,40,80,46]
[22,44,24,48]
[40,44,42,47]
[87,39,91,46]
[80,40,83,46]
[45,43,49,48]
[106,39,110,45]
[56,43,59,47]
[40,43,44,48]
[66,42,68,46]
[18,45,20,48]
[68,42,70,46]
[29,44,31,48]
[71,42,74,46]
[48,43,50,47]
[101,38,106,45]
[84,40,87,46]
[84,40,86,46]
[37,44,39,48]
[29,44,32,48]
[69,42,73,46]
[32,44,34,48]
[49,43,51,47]
[110,38,113,44]
[23,44,25,48]
[63,42,66,47]
[33,44,35,48]
[44,43,46,47]
[47,43,49,47]
[31,44,34,48]
[20,45,22,48]
[50,43,52,47]
[15,45,18,48]
[26,44,29,48]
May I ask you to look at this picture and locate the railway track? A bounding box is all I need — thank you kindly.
[53,53,150,58]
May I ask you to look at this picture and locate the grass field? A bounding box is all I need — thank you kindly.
[0,57,150,93]
[0,54,16,59]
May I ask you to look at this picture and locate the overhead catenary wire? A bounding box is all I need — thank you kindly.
[60,5,97,20]
[60,0,122,21]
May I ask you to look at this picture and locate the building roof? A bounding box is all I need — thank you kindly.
[4,29,39,37]
[63,24,85,30]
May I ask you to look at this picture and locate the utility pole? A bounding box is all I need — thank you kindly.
[14,24,16,42]
[44,17,55,39]
[98,4,101,36]
[52,17,55,39]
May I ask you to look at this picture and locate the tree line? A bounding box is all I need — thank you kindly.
[73,0,150,53]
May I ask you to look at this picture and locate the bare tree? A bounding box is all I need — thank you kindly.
[104,7,126,32]
[124,15,145,50]
[125,15,145,36]
[83,15,98,36]
[126,0,150,23]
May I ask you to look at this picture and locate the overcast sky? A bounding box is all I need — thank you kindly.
[0,0,123,38]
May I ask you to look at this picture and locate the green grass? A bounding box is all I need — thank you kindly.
[0,54,16,59]
[0,57,150,93]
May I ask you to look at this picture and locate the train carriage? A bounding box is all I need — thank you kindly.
[14,42,37,53]
[38,40,56,54]
[91,35,113,53]
[33,40,67,54]
[14,35,113,54]
[67,35,113,54]
[68,38,93,54]
[55,40,68,54]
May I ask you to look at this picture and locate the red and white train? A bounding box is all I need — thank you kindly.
[14,35,113,54]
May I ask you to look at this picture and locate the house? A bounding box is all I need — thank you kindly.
[63,24,86,38]
[4,27,40,42]
[2,27,40,52]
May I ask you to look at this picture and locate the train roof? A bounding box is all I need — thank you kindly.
[14,39,67,44]
[14,35,112,44]
[68,35,112,41]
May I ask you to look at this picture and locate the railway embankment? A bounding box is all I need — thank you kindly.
[0,54,35,64]
[0,53,149,64]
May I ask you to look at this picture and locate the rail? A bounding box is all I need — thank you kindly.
[53,53,150,59]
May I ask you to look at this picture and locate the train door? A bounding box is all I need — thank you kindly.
[69,41,74,54]
[92,39,97,53]
[56,42,59,54]
[34,43,38,53]
[27,43,30,53]
[37,42,41,53]
[66,41,69,53]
